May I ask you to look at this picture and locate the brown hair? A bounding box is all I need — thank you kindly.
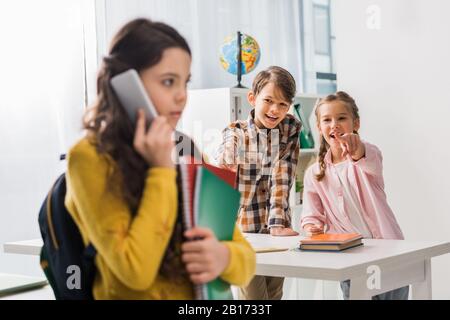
[251,66,296,102]
[314,91,360,181]
[83,18,191,278]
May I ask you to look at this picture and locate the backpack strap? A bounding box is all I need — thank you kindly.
[46,177,62,250]
[84,244,96,260]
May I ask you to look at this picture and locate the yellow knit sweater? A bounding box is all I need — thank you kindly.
[64,138,255,299]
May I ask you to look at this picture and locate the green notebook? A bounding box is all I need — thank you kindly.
[293,103,315,149]
[194,167,241,300]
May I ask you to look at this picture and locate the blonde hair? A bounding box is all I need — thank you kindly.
[314,91,360,181]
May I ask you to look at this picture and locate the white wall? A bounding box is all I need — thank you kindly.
[334,0,450,299]
[0,0,94,277]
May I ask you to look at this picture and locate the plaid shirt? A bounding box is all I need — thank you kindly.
[215,110,301,233]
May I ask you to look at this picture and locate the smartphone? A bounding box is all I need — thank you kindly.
[110,69,158,125]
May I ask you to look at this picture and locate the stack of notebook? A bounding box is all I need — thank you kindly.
[179,156,241,300]
[299,233,363,252]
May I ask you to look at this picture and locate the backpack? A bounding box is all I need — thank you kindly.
[38,171,97,300]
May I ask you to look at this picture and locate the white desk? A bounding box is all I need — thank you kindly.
[3,239,43,256]
[0,284,54,300]
[2,241,53,300]
[246,233,450,299]
[5,236,450,300]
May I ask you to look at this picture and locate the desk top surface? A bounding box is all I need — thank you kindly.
[245,233,450,279]
[3,239,43,256]
[4,235,450,279]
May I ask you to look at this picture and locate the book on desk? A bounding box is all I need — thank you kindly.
[299,233,363,252]
[254,247,289,253]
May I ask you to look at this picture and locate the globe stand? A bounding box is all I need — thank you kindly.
[234,31,247,89]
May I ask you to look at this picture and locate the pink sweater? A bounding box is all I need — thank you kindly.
[300,141,404,240]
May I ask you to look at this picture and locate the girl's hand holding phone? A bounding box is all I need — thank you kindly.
[133,109,174,168]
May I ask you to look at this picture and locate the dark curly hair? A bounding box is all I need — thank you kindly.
[83,18,191,279]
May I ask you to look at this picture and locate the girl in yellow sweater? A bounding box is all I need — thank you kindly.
[65,18,255,299]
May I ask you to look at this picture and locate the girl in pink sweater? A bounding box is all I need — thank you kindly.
[300,91,408,300]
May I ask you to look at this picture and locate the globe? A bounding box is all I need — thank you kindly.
[219,33,261,76]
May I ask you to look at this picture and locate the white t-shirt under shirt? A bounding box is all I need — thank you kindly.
[333,161,373,239]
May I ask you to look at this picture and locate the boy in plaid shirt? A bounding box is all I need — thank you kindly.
[216,66,301,299]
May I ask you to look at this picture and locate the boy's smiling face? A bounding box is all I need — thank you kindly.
[248,82,291,129]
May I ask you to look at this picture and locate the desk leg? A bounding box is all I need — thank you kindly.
[349,276,372,300]
[411,259,432,300]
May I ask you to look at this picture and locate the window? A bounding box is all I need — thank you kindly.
[300,0,337,94]
[313,5,330,55]
[95,0,304,90]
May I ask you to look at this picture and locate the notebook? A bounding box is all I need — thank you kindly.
[254,247,289,253]
[293,103,315,149]
[179,156,241,300]
[0,273,48,297]
[299,233,363,252]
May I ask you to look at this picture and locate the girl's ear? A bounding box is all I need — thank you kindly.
[354,118,360,133]
[247,91,256,107]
